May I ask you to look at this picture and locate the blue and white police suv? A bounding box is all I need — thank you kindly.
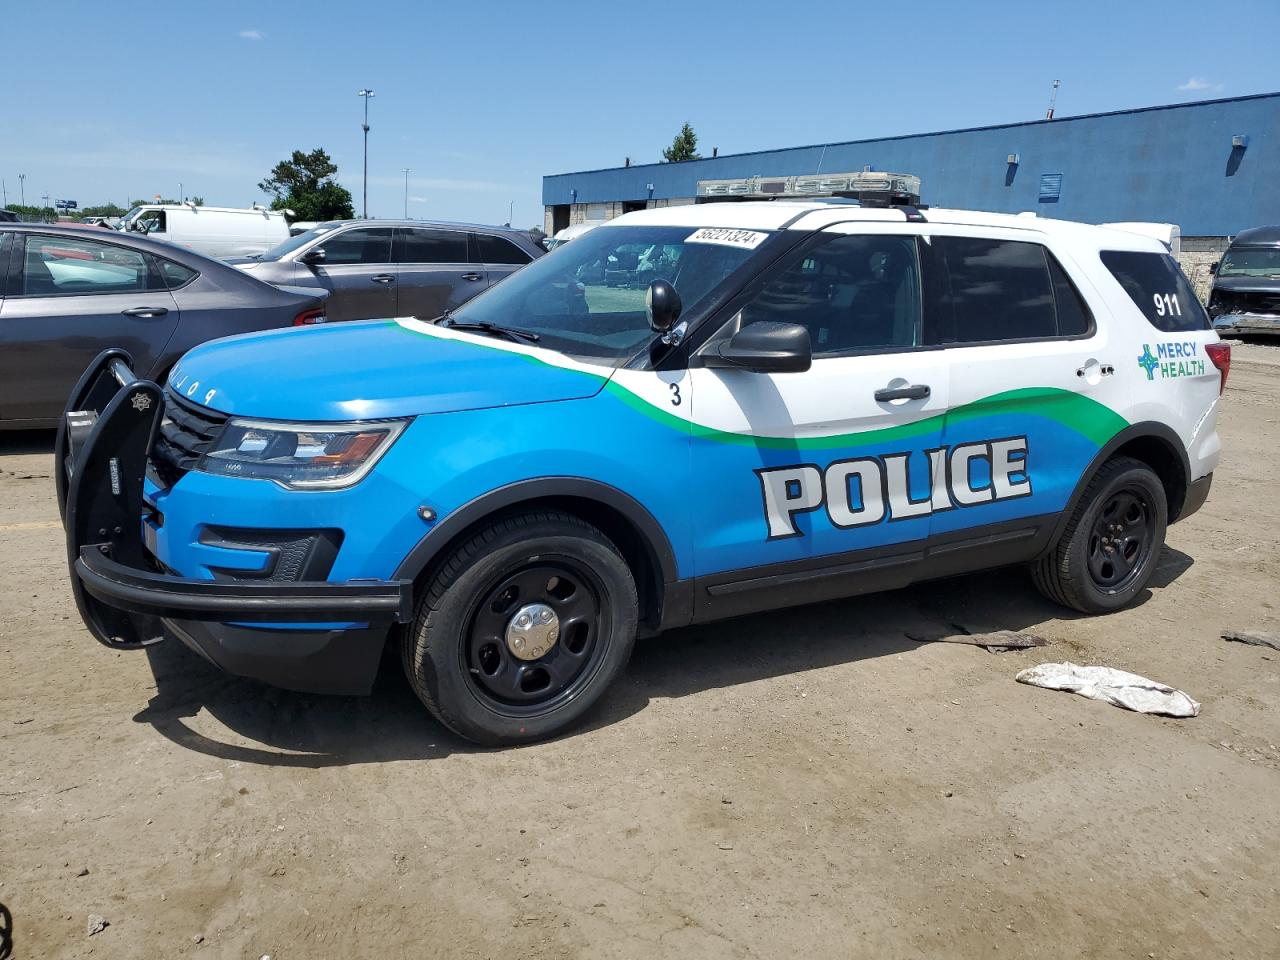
[58,201,1229,744]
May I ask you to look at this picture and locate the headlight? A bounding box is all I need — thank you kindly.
[198,418,409,490]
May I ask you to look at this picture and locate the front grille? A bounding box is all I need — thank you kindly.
[151,388,228,487]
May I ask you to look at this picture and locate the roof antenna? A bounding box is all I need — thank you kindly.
[1045,79,1060,120]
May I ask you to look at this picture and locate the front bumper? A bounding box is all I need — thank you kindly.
[1213,312,1280,335]
[57,350,412,692]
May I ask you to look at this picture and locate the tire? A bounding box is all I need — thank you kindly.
[1032,457,1168,614]
[402,510,639,746]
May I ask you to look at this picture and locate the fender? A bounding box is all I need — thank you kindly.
[1046,421,1191,550]
[393,474,680,599]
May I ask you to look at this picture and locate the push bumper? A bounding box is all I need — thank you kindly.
[57,350,412,692]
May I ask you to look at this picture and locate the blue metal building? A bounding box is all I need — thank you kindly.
[543,93,1279,240]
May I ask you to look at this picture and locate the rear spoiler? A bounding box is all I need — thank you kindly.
[1099,221,1181,256]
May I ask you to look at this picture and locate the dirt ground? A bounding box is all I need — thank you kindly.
[2,342,1279,960]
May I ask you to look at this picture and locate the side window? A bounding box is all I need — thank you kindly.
[158,258,198,290]
[738,234,921,356]
[924,236,1057,344]
[19,235,164,296]
[475,233,532,265]
[1099,250,1210,332]
[137,210,166,234]
[317,227,394,265]
[395,228,467,264]
[1047,252,1093,337]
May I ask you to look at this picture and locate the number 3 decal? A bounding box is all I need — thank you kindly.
[669,382,682,407]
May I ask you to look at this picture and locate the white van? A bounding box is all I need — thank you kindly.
[121,204,291,259]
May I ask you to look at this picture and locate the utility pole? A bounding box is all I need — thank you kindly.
[358,88,375,218]
[41,194,50,222]
[1,179,6,206]
[403,167,411,219]
[179,181,184,203]
[19,173,26,208]
[508,200,514,226]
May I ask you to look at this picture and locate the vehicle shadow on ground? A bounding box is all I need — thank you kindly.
[0,429,55,456]
[133,547,1192,767]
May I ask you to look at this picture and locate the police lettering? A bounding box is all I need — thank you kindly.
[757,438,1031,539]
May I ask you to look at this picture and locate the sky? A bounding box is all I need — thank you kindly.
[3,0,1278,227]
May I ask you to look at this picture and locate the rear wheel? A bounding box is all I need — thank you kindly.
[1032,457,1168,614]
[402,511,638,746]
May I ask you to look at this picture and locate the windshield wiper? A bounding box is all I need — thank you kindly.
[440,317,541,344]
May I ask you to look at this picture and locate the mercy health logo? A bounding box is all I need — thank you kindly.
[1138,341,1205,382]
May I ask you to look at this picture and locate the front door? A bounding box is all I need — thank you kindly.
[393,227,477,319]
[687,225,950,605]
[307,226,396,321]
[0,232,179,423]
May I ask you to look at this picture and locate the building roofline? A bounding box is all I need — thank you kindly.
[545,91,1280,180]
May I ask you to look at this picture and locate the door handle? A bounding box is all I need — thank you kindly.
[875,383,931,402]
[461,272,483,282]
[370,274,395,284]
[120,306,169,318]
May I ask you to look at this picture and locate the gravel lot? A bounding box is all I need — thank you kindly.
[2,342,1279,959]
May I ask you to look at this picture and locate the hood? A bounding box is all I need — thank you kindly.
[1212,275,1280,294]
[168,319,609,421]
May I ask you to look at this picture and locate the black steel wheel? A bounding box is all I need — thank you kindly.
[1032,456,1168,614]
[403,511,638,745]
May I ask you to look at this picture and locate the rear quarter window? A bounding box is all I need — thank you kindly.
[1100,250,1209,332]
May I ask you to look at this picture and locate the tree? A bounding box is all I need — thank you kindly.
[190,196,205,207]
[662,123,702,163]
[80,202,128,218]
[258,148,354,221]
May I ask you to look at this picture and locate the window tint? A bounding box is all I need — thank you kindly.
[396,228,467,264]
[1100,250,1210,332]
[318,227,393,265]
[475,233,532,265]
[925,237,1057,344]
[19,235,163,296]
[1047,253,1093,337]
[739,234,921,355]
[159,259,198,289]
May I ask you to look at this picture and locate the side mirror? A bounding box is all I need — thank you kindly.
[1209,260,1219,274]
[646,279,682,333]
[702,321,812,374]
[300,247,327,267]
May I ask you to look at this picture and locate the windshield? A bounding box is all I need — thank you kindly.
[1219,246,1280,279]
[261,225,338,261]
[449,225,772,364]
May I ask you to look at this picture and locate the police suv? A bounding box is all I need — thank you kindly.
[58,201,1228,744]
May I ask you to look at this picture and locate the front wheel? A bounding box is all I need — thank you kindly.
[1032,457,1168,614]
[402,511,639,746]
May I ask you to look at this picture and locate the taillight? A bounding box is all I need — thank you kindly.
[293,308,326,327]
[1205,341,1230,394]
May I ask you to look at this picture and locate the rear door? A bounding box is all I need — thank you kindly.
[921,229,1125,542]
[393,227,476,319]
[687,224,950,599]
[473,231,534,289]
[0,232,179,423]
[308,226,396,321]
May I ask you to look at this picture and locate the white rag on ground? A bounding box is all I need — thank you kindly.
[1015,662,1200,718]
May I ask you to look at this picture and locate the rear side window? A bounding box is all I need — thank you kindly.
[475,233,532,265]
[1099,251,1209,332]
[158,259,198,290]
[396,228,467,264]
[17,234,166,296]
[924,237,1058,344]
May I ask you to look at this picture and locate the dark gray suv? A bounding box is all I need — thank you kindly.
[231,220,544,322]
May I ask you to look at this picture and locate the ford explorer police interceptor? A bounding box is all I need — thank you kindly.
[57,201,1228,745]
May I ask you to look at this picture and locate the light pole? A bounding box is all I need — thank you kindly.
[507,200,513,226]
[403,168,411,219]
[357,88,375,218]
[19,173,26,208]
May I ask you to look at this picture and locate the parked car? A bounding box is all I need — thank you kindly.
[0,209,19,223]
[544,220,603,250]
[59,202,1226,745]
[230,219,544,322]
[0,224,326,428]
[1208,224,1280,336]
[119,204,291,259]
